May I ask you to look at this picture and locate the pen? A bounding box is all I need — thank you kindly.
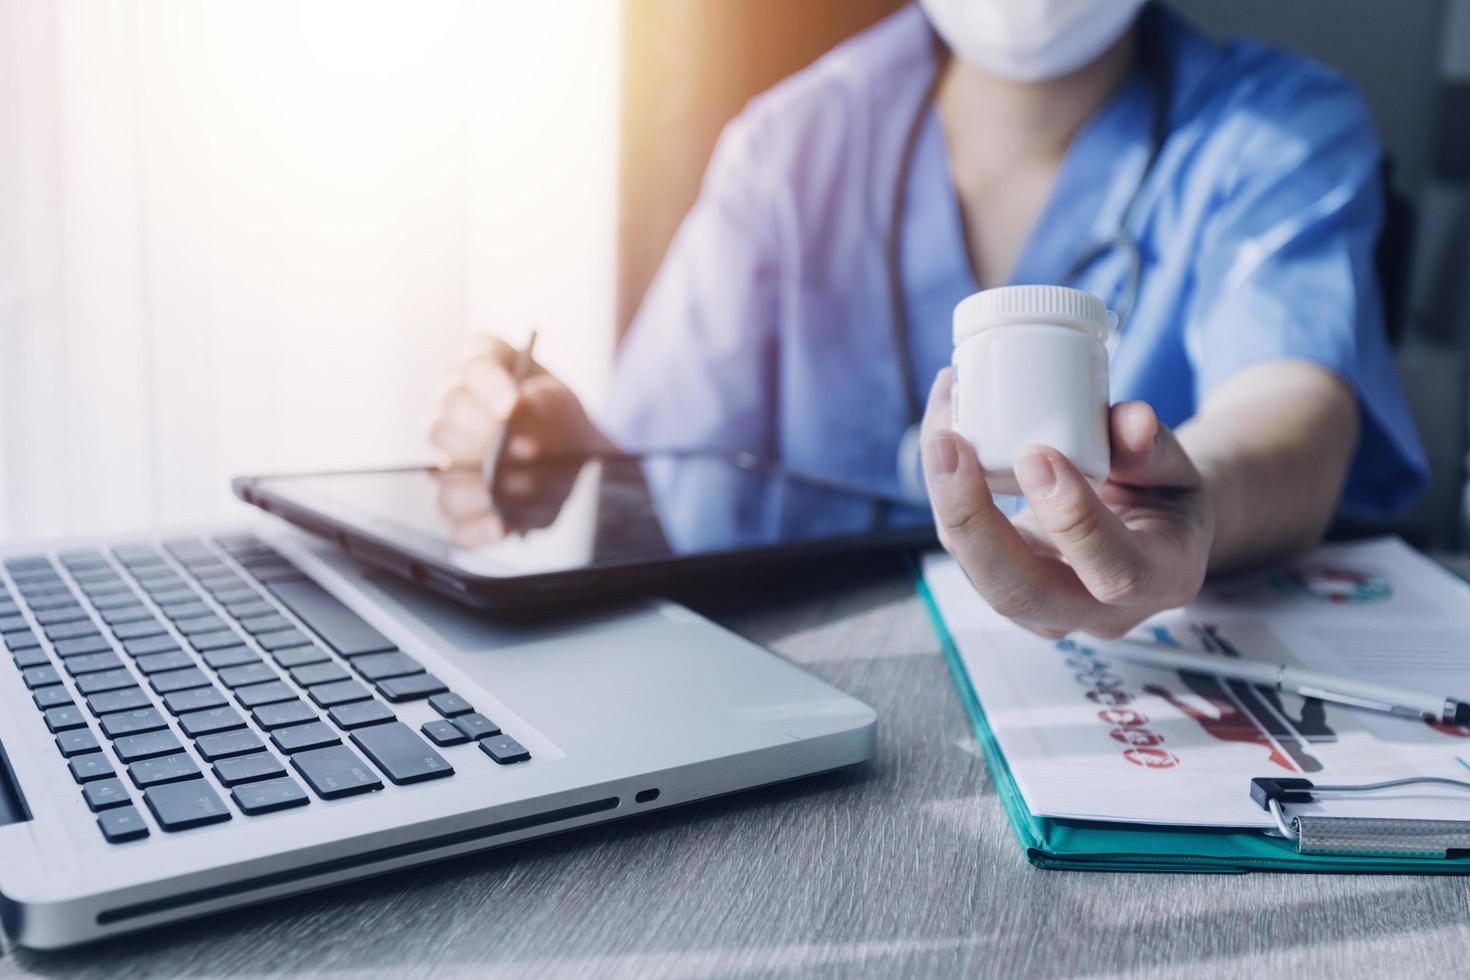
[482,330,538,488]
[1094,636,1470,727]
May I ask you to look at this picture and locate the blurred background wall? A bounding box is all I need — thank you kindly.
[0,0,617,539]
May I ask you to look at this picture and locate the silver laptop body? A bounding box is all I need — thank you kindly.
[0,522,876,949]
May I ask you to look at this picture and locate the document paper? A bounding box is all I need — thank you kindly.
[924,537,1470,828]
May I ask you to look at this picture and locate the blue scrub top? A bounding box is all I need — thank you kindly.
[599,3,1427,529]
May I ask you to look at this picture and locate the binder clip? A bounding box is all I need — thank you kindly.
[1250,776,1470,858]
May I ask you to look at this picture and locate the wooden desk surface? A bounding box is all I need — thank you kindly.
[4,556,1469,978]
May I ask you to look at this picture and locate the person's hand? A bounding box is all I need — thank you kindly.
[428,335,611,469]
[920,367,1214,640]
[430,458,582,548]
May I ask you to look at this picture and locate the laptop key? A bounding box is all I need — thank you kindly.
[421,719,469,747]
[159,601,211,622]
[63,651,124,676]
[271,721,340,754]
[179,706,247,739]
[189,629,241,652]
[231,776,309,815]
[0,616,29,634]
[217,662,279,689]
[44,705,87,732]
[429,690,473,719]
[239,614,292,636]
[252,700,318,730]
[98,805,149,843]
[23,592,78,610]
[377,673,447,703]
[135,650,195,675]
[351,652,421,682]
[235,680,296,708]
[219,590,269,614]
[201,646,258,670]
[54,634,113,657]
[80,580,131,598]
[327,700,394,730]
[99,604,155,626]
[113,729,185,762]
[89,686,153,715]
[174,615,227,636]
[128,751,201,788]
[12,646,50,669]
[213,752,286,786]
[271,645,329,669]
[4,630,40,651]
[308,679,371,708]
[290,745,383,799]
[76,668,136,695]
[480,734,531,765]
[32,605,87,626]
[147,588,196,607]
[143,779,232,832]
[46,621,100,642]
[289,662,348,687]
[34,686,74,710]
[83,777,131,811]
[451,713,501,741]
[22,665,62,689]
[124,635,180,657]
[351,722,454,785]
[99,708,169,739]
[90,591,140,609]
[194,728,265,761]
[150,667,210,694]
[19,581,71,598]
[56,728,102,757]
[162,686,228,715]
[69,752,115,783]
[254,628,311,652]
[112,618,166,641]
[266,579,396,658]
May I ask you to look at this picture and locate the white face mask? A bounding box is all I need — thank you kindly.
[919,0,1149,82]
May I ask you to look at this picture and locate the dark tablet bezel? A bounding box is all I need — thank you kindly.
[232,465,937,612]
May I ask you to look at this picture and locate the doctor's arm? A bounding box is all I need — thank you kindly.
[920,358,1357,640]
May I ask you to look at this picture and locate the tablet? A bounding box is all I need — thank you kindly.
[233,451,935,609]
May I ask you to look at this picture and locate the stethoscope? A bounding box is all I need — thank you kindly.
[890,25,1172,503]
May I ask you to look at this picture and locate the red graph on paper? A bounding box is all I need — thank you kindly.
[1139,624,1336,774]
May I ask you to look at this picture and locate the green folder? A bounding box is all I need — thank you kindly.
[916,573,1470,875]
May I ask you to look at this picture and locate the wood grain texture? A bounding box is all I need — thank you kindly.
[4,555,1470,978]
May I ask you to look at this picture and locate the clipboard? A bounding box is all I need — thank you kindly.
[916,571,1470,875]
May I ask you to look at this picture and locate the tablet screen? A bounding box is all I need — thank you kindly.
[247,452,933,579]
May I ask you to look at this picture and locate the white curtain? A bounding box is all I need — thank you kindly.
[0,0,617,541]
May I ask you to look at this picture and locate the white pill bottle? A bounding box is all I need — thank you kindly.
[950,285,1111,495]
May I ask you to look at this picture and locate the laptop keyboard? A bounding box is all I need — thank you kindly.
[2,534,531,844]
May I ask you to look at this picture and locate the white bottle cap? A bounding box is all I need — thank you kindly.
[953,285,1109,344]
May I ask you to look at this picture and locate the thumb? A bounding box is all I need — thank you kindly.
[1106,401,1200,489]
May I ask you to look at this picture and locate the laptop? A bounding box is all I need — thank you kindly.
[0,501,879,948]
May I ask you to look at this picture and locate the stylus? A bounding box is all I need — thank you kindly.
[482,330,539,488]
[1094,636,1470,726]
